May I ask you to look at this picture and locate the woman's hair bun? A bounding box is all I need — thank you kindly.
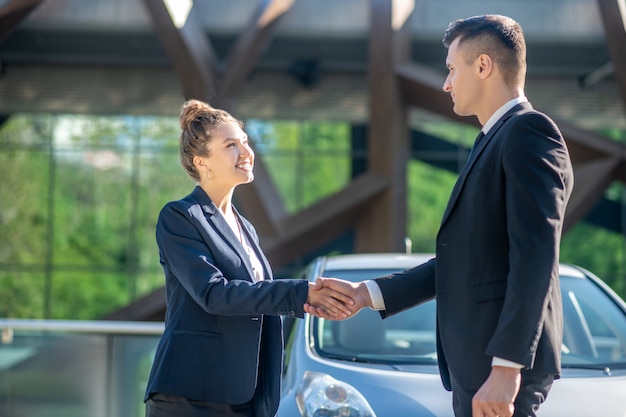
[179,99,216,130]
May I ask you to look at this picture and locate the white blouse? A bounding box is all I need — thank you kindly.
[239,229,264,283]
[223,209,264,283]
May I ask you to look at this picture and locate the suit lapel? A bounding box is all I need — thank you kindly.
[439,103,529,227]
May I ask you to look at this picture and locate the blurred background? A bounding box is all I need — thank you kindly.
[2,0,625,321]
[1,0,626,415]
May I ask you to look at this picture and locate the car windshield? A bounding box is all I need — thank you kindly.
[313,268,438,365]
[560,274,626,369]
[313,269,626,369]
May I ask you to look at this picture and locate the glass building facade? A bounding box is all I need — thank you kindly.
[1,113,625,320]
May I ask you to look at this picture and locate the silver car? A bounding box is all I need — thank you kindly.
[277,253,626,417]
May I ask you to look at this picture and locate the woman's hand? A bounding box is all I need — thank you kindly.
[305,279,356,318]
[305,278,372,319]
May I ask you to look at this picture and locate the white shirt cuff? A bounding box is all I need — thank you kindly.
[364,280,386,310]
[492,357,524,368]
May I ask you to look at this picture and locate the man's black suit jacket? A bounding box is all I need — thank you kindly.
[144,186,309,417]
[374,102,574,392]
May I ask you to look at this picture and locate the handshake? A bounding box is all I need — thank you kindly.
[304,277,374,320]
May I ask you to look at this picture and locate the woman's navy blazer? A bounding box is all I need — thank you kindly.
[145,186,309,417]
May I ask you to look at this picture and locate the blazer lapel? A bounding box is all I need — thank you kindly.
[191,187,257,282]
[439,103,530,227]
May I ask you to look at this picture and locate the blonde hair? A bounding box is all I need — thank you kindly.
[178,99,244,181]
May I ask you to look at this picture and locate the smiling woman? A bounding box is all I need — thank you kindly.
[143,99,353,417]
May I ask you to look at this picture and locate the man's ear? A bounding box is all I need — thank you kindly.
[477,53,493,79]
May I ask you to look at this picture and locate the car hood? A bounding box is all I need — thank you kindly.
[369,365,626,417]
[300,361,626,417]
[299,361,453,416]
[537,368,626,417]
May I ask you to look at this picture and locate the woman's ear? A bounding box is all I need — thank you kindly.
[193,155,206,170]
[193,156,213,179]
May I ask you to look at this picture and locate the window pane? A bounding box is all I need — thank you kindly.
[301,155,350,207]
[248,120,299,152]
[0,272,46,318]
[134,272,164,301]
[0,150,50,264]
[53,149,132,267]
[0,114,51,146]
[406,160,457,253]
[50,271,132,320]
[248,120,351,212]
[136,141,190,212]
[138,116,180,148]
[53,115,134,151]
[263,155,300,212]
[301,122,350,151]
[561,221,625,297]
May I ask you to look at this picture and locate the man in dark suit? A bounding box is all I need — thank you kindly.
[306,14,574,417]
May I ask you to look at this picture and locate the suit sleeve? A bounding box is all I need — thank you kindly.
[156,202,309,318]
[374,257,437,318]
[486,113,573,366]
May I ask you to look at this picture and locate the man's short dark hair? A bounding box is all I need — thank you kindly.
[442,15,527,87]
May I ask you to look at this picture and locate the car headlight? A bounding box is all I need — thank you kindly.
[295,371,377,417]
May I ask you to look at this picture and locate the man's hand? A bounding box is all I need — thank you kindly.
[306,279,355,318]
[305,277,373,320]
[472,366,521,417]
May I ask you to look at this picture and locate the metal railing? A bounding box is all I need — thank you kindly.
[0,319,163,417]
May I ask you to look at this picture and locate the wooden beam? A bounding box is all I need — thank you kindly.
[216,0,295,107]
[263,173,389,266]
[222,0,296,236]
[0,0,44,44]
[396,62,481,127]
[142,0,286,236]
[597,0,626,106]
[212,0,294,236]
[355,0,413,253]
[141,0,218,101]
[557,122,625,166]
[564,157,620,232]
